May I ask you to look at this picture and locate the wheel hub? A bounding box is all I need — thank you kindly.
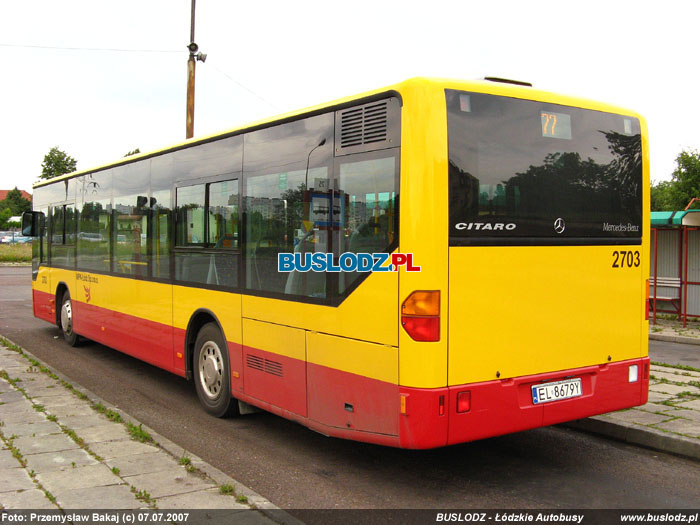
[61,299,73,336]
[203,357,218,386]
[198,342,223,400]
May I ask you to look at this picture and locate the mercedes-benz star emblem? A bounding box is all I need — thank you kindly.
[554,217,566,234]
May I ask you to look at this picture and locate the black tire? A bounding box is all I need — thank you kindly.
[59,291,80,347]
[193,323,238,417]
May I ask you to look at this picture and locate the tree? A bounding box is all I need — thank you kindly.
[0,187,32,215]
[0,208,12,229]
[669,149,700,209]
[650,149,700,211]
[124,148,141,157]
[40,146,77,180]
[650,180,675,211]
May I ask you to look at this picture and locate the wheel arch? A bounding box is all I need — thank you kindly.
[184,309,228,382]
[54,281,69,327]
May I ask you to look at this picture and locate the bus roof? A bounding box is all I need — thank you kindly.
[34,77,643,189]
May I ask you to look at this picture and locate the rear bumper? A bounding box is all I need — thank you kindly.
[399,357,649,449]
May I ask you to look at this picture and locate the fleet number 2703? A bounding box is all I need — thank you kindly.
[612,250,640,268]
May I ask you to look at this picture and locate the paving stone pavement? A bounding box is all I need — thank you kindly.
[2,332,699,517]
[568,363,700,459]
[0,342,285,523]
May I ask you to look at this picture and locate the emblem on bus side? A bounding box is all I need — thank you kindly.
[454,222,516,231]
[554,218,566,234]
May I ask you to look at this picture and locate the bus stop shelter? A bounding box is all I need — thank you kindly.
[650,209,700,326]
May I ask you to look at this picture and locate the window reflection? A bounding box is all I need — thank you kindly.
[176,185,205,246]
[50,205,76,268]
[175,180,239,287]
[446,90,642,241]
[150,189,171,279]
[208,180,238,249]
[243,113,333,296]
[114,195,148,277]
[78,171,112,272]
[336,156,397,294]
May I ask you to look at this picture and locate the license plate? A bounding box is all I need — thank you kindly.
[531,378,582,405]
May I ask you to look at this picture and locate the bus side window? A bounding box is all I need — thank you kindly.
[77,171,112,274]
[51,206,64,246]
[243,113,333,298]
[335,153,399,294]
[208,180,238,249]
[175,184,207,284]
[150,189,172,280]
[113,162,149,277]
[176,185,206,247]
[207,179,238,288]
[174,181,239,288]
[51,205,76,268]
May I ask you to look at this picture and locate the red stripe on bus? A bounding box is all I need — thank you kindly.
[241,345,308,418]
[35,291,649,449]
[32,289,55,323]
[307,361,399,436]
[442,358,649,447]
[72,301,181,377]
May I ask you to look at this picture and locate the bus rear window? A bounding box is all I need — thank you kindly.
[446,90,642,245]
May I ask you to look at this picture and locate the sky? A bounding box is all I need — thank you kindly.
[1,0,698,195]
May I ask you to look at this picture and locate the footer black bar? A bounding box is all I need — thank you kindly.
[1,509,698,525]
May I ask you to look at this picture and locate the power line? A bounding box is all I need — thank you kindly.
[208,63,281,112]
[0,43,181,53]
[2,42,281,113]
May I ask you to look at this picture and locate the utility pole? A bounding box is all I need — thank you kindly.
[186,0,206,139]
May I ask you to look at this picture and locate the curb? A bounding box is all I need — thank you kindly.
[565,416,700,461]
[0,334,303,525]
[649,332,700,346]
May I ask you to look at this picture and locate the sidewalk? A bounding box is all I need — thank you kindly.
[567,317,700,460]
[0,337,282,520]
[649,315,700,346]
[1,329,698,515]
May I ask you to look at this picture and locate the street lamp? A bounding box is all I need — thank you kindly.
[304,138,327,191]
[186,0,206,139]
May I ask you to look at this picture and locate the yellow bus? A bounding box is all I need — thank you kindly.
[24,77,649,448]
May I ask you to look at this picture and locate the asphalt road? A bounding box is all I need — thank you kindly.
[1,265,698,509]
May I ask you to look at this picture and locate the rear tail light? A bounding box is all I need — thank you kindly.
[457,391,471,413]
[401,317,440,342]
[401,290,440,342]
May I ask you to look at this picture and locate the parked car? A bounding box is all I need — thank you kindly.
[0,232,15,244]
[78,232,103,242]
[0,234,31,244]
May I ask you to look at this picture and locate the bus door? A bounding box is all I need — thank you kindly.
[33,207,54,323]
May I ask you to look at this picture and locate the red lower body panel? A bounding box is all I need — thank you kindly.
[399,358,650,449]
[32,288,648,449]
[68,299,180,376]
[235,349,401,444]
[307,362,399,436]
[242,345,308,417]
[33,290,55,324]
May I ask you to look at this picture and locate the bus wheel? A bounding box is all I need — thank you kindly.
[60,291,79,347]
[193,323,238,417]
